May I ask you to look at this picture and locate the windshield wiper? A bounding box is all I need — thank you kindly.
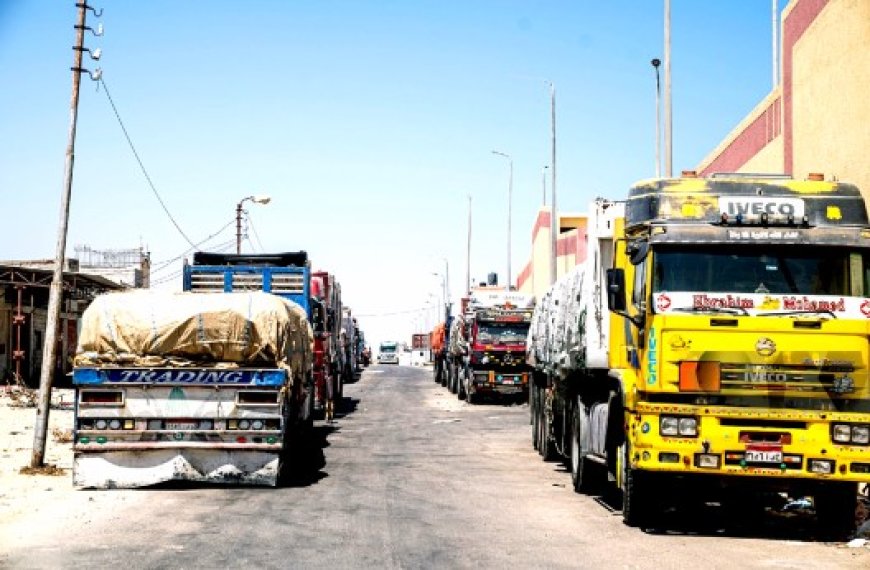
[671,306,749,316]
[758,309,837,319]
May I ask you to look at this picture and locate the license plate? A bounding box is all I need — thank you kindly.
[745,449,782,463]
[165,421,197,430]
[499,377,516,384]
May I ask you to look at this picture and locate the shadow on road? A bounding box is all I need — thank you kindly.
[545,462,868,543]
[281,424,334,487]
[335,396,360,418]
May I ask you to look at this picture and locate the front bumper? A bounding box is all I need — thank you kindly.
[627,403,870,483]
[469,369,529,394]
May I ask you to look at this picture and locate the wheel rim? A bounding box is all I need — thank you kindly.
[571,422,580,475]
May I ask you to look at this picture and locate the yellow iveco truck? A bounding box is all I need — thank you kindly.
[528,173,870,535]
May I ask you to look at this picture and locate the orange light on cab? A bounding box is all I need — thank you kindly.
[679,361,721,392]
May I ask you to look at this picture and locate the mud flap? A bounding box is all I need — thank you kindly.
[74,449,280,489]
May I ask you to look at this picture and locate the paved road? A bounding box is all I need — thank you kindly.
[3,365,869,569]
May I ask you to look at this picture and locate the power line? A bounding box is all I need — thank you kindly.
[245,212,265,252]
[245,235,258,254]
[150,218,236,274]
[99,76,196,247]
[355,305,433,318]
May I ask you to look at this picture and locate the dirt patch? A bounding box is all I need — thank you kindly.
[19,464,67,476]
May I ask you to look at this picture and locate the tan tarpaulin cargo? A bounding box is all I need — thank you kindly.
[74,290,313,377]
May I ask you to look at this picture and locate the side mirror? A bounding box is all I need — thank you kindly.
[627,241,649,265]
[606,268,627,312]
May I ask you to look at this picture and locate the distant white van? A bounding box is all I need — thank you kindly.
[377,341,399,364]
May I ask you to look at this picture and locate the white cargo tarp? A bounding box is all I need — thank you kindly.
[74,290,313,375]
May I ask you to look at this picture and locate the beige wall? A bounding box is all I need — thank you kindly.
[741,136,785,174]
[697,0,869,196]
[791,0,870,189]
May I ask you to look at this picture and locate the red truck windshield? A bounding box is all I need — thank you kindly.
[476,322,529,344]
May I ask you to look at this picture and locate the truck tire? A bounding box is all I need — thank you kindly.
[621,442,652,529]
[814,482,858,539]
[539,394,557,461]
[464,376,476,404]
[570,402,594,493]
[531,385,540,450]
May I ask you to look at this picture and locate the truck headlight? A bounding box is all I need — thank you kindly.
[679,417,698,436]
[833,424,852,443]
[852,425,870,444]
[660,417,679,436]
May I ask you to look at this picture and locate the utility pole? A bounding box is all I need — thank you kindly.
[652,58,662,178]
[491,150,512,291]
[772,0,779,89]
[443,257,450,322]
[549,81,557,285]
[33,1,102,467]
[664,0,673,177]
[541,165,548,206]
[466,195,472,295]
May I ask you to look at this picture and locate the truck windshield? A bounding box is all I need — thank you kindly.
[380,343,397,353]
[476,323,530,344]
[652,245,869,296]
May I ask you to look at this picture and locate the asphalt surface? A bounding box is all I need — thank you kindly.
[3,365,869,569]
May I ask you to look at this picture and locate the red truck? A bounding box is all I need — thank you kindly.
[311,271,343,419]
[459,288,535,403]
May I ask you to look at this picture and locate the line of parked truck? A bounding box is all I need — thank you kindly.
[71,251,369,488]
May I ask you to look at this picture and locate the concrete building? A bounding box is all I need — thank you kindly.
[518,0,868,297]
[697,0,870,195]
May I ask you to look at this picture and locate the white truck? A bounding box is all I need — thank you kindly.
[71,290,314,488]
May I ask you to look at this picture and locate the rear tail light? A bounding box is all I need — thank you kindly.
[78,418,135,430]
[227,418,280,431]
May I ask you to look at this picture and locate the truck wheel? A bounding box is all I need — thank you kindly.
[814,482,858,539]
[465,377,476,404]
[531,385,540,450]
[570,403,591,493]
[528,381,535,425]
[540,397,557,461]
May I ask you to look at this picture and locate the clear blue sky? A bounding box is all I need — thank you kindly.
[0,1,781,348]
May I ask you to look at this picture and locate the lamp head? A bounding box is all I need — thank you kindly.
[252,195,271,205]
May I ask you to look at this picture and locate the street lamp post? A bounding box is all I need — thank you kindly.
[236,195,271,254]
[491,150,513,290]
[541,165,548,205]
[651,58,662,178]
